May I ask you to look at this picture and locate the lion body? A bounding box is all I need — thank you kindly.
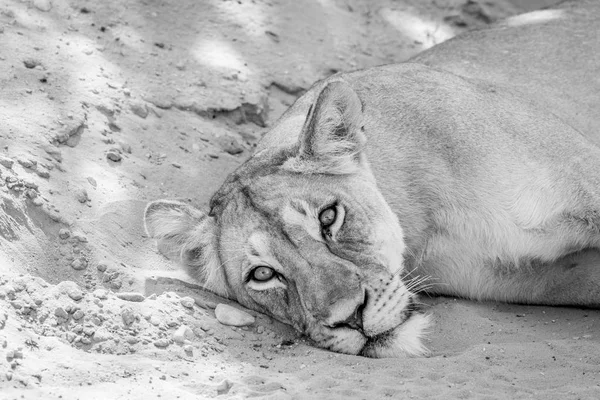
[145,0,600,357]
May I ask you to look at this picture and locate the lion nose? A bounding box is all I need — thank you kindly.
[325,291,367,332]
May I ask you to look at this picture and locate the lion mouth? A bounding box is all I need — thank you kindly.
[366,297,417,339]
[359,297,430,358]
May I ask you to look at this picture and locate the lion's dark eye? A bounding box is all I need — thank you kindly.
[319,206,336,228]
[252,266,275,282]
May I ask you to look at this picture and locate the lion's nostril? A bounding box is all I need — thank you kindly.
[328,291,367,333]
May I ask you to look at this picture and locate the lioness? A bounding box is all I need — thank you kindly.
[145,0,600,358]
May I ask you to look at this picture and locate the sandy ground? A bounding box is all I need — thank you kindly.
[1,0,599,398]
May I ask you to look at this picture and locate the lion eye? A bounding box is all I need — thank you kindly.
[252,266,275,282]
[319,206,336,228]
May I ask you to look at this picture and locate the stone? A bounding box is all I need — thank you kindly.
[215,304,255,327]
[54,307,69,319]
[180,297,194,309]
[116,292,145,302]
[92,327,112,343]
[0,156,14,169]
[106,150,122,162]
[172,325,194,344]
[130,103,148,119]
[33,0,52,12]
[153,338,170,348]
[121,307,136,326]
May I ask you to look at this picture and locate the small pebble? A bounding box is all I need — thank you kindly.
[130,103,148,119]
[58,228,71,239]
[75,189,89,203]
[116,292,145,302]
[54,307,69,319]
[180,297,194,309]
[96,262,108,272]
[215,304,255,327]
[33,0,52,12]
[0,156,14,169]
[153,338,170,348]
[121,307,136,326]
[93,289,108,299]
[72,310,85,320]
[106,150,122,162]
[36,167,50,179]
[215,135,244,155]
[71,259,86,270]
[23,59,42,69]
[92,327,112,343]
[172,325,193,344]
[67,288,84,301]
[17,156,36,169]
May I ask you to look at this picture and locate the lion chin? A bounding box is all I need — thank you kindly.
[360,313,432,358]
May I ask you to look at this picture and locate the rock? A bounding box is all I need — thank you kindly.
[75,188,89,203]
[130,103,148,119]
[73,234,87,243]
[23,59,42,69]
[70,259,86,270]
[172,325,193,344]
[216,380,233,396]
[56,118,86,147]
[215,304,255,327]
[67,288,83,301]
[87,176,97,188]
[57,281,84,301]
[183,345,193,355]
[92,327,112,343]
[54,307,69,319]
[116,292,145,302]
[17,156,36,169]
[110,280,123,290]
[121,307,136,326]
[0,156,14,169]
[36,167,50,179]
[143,95,172,110]
[180,297,194,309]
[72,310,85,320]
[23,180,38,190]
[153,338,170,348]
[93,289,108,299]
[33,0,52,12]
[126,336,138,345]
[96,262,108,272]
[58,228,71,239]
[215,135,244,155]
[106,150,122,162]
[43,146,62,162]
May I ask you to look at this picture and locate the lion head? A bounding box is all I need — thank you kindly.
[144,81,431,358]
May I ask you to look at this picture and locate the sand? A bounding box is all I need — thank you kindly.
[1,0,598,398]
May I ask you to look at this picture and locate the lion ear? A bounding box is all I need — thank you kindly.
[285,81,367,174]
[144,200,229,297]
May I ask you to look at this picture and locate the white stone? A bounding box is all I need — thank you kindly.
[214,304,255,327]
